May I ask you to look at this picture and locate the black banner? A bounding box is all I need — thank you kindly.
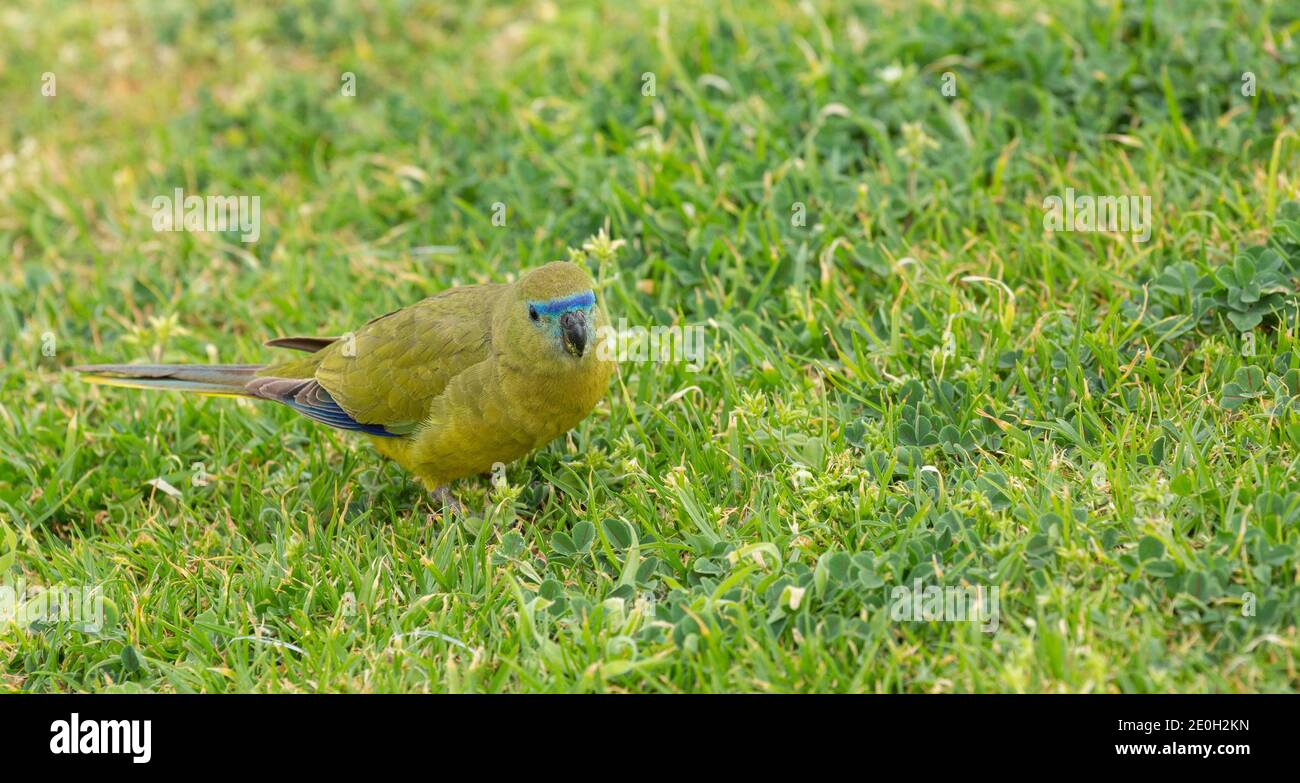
[0,694,1284,770]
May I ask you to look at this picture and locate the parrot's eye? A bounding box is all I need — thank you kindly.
[528,305,539,322]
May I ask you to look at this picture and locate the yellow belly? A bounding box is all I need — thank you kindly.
[367,354,611,490]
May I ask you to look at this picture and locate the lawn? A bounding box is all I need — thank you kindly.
[2,0,1299,692]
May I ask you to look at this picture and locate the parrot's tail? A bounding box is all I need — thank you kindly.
[74,361,401,437]
[73,363,264,398]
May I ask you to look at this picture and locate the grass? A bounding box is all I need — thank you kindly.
[2,0,1300,692]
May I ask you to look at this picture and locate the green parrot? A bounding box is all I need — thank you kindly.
[76,261,614,502]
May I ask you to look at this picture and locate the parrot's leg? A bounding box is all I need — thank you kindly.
[368,435,463,519]
[426,483,466,520]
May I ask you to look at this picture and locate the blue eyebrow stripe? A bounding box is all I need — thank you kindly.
[530,290,595,315]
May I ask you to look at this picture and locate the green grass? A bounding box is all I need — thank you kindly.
[2,0,1300,692]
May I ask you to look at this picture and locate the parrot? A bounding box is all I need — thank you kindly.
[75,260,615,508]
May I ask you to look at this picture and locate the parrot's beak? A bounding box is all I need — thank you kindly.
[560,310,589,357]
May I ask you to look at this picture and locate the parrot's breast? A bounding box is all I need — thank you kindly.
[400,351,613,486]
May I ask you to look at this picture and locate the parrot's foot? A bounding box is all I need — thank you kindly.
[429,485,466,521]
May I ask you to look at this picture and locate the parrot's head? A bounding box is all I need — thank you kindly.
[505,261,606,371]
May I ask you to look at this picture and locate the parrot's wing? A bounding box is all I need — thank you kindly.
[244,376,405,436]
[311,284,504,432]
